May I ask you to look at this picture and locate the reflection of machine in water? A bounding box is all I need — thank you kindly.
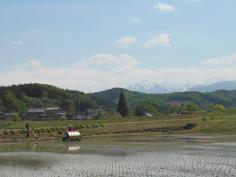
[68,146,80,151]
[0,142,80,154]
[31,143,80,154]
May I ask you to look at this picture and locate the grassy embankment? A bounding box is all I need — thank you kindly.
[0,109,236,141]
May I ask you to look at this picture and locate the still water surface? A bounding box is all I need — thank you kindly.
[0,134,236,177]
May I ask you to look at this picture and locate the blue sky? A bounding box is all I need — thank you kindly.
[1,0,236,92]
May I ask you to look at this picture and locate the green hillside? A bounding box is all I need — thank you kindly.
[1,84,236,116]
[0,83,97,116]
[91,88,236,113]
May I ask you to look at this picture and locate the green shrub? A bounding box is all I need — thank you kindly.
[86,125,91,129]
[57,131,62,134]
[202,118,207,121]
[3,130,8,135]
[55,127,60,131]
[19,130,24,134]
[80,125,85,129]
[209,104,225,111]
[183,123,196,130]
[59,117,67,121]
[99,123,104,127]
[10,130,15,135]
[11,114,21,121]
[60,127,65,131]
[40,128,46,133]
[75,125,82,129]
[46,129,51,133]
[34,129,40,133]
[91,124,99,128]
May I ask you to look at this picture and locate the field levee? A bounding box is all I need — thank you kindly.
[0,110,236,142]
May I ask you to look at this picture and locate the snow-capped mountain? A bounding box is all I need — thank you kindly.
[128,80,236,94]
[128,81,171,94]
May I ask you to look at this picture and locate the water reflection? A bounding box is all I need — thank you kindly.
[68,146,80,151]
[1,134,236,156]
[0,141,81,154]
[0,151,56,169]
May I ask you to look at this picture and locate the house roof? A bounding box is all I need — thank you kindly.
[45,107,60,111]
[28,108,45,113]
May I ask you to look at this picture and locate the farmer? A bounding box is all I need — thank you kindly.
[25,121,30,139]
[68,124,73,131]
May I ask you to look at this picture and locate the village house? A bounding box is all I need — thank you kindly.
[75,108,103,120]
[45,107,65,118]
[0,112,18,120]
[26,108,45,119]
[26,107,65,120]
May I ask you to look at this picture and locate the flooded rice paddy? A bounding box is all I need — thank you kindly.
[0,134,236,177]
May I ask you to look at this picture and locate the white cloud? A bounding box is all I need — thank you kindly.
[1,53,236,92]
[144,33,171,48]
[10,41,24,46]
[202,53,236,67]
[114,36,137,48]
[29,59,41,67]
[130,18,142,24]
[153,2,176,12]
[78,54,139,71]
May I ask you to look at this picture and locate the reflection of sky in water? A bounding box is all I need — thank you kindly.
[0,135,235,177]
[0,135,236,155]
[0,152,55,169]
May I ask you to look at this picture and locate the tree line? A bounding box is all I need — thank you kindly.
[0,84,98,118]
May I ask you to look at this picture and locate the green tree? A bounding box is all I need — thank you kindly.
[11,113,21,121]
[117,91,129,117]
[61,99,76,118]
[134,101,158,116]
[66,105,76,119]
[178,103,199,114]
[209,104,225,111]
[0,98,6,112]
[186,103,199,112]
[3,91,22,112]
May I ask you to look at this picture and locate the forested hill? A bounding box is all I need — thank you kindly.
[0,83,97,115]
[1,83,236,115]
[90,88,236,112]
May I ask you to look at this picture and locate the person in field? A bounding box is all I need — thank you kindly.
[25,121,30,139]
[68,124,73,131]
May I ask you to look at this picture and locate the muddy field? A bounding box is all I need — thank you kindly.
[0,135,236,177]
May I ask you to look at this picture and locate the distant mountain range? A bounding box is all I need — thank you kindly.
[189,81,236,92]
[128,81,171,94]
[91,87,236,113]
[1,83,236,115]
[128,80,236,94]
